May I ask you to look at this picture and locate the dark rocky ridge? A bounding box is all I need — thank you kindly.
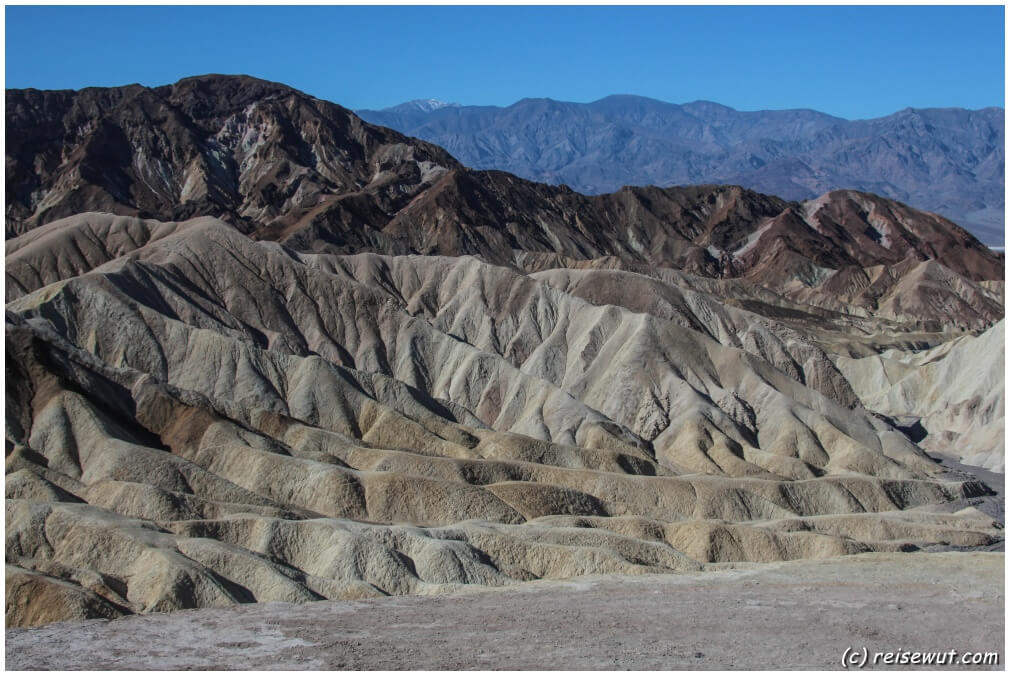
[6,75,460,238]
[5,75,1003,287]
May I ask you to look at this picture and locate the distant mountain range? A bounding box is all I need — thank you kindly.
[358,96,1005,245]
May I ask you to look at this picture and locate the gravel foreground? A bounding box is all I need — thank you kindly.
[6,551,1003,670]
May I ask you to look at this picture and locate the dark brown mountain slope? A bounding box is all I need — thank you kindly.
[6,75,459,238]
[7,75,1002,287]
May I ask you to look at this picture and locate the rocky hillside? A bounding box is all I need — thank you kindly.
[6,76,459,238]
[5,75,1004,628]
[836,320,1005,472]
[358,96,1005,245]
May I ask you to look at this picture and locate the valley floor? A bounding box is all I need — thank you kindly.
[929,452,1005,524]
[6,551,1003,670]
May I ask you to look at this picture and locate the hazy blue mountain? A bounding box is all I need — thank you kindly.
[358,96,1005,244]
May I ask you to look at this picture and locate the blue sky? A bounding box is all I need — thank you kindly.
[5,5,1004,119]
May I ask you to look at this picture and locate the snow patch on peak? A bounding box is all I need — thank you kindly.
[387,99,461,114]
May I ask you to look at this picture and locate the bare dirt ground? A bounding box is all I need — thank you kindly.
[6,551,1003,670]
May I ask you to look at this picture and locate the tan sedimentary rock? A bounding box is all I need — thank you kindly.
[5,213,1001,627]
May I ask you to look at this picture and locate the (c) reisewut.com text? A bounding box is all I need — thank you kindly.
[842,647,1000,668]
